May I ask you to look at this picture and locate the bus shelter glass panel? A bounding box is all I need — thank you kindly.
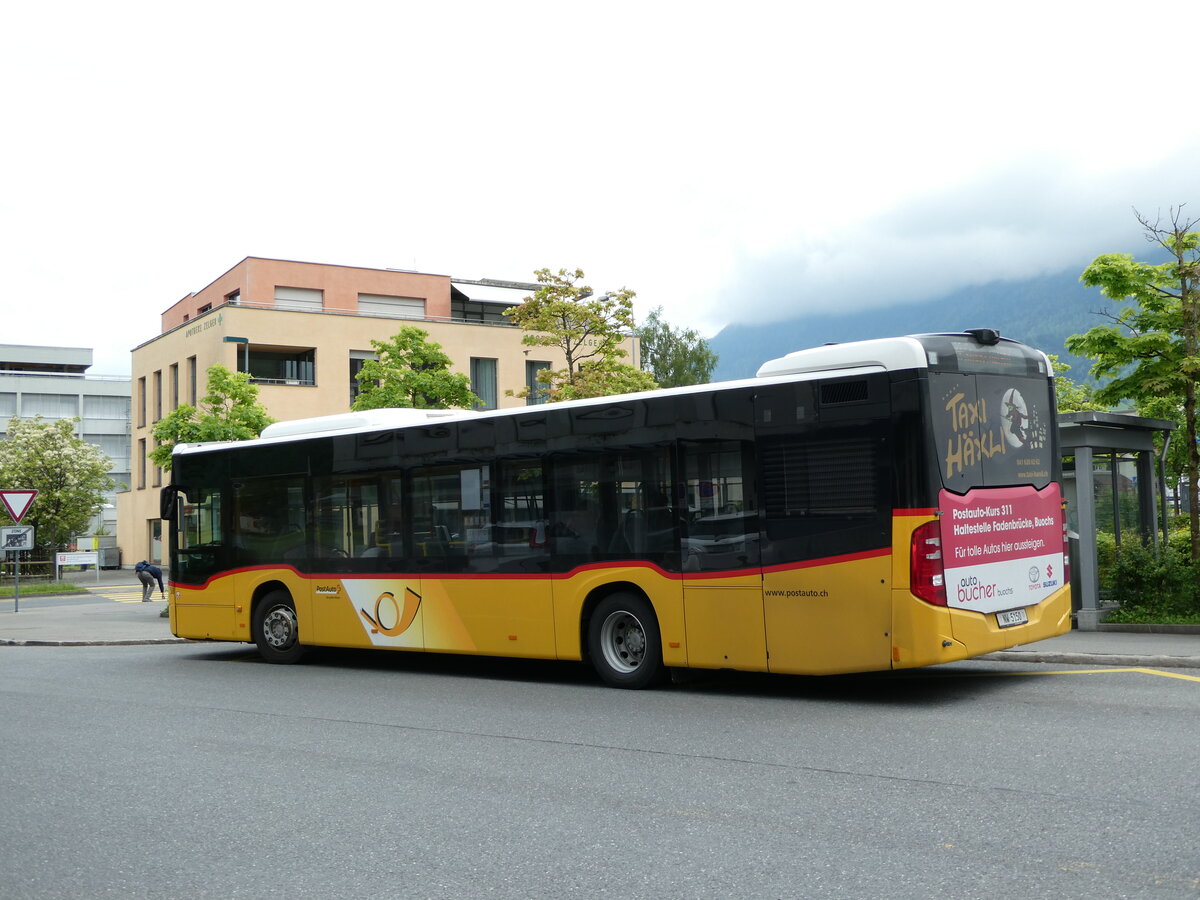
[1091,452,1142,546]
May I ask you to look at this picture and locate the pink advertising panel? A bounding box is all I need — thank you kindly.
[940,484,1064,614]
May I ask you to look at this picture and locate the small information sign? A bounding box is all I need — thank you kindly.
[2,526,34,552]
[56,551,101,584]
[56,551,99,567]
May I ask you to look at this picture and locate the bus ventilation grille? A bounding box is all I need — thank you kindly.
[820,380,869,405]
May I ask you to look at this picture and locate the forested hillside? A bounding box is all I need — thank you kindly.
[709,269,1111,382]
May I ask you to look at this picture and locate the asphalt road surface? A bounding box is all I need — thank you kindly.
[1,644,1198,899]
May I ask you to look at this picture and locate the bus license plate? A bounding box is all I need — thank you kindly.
[996,608,1028,628]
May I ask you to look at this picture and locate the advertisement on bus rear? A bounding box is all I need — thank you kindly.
[940,484,1064,614]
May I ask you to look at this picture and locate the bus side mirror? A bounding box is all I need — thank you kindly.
[160,486,180,522]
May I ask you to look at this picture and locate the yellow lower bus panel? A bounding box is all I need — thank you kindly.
[889,584,1072,670]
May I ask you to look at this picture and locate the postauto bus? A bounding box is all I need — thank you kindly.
[161,330,1070,688]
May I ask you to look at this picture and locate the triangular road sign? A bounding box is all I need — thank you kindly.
[0,490,38,523]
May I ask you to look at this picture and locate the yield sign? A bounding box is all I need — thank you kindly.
[0,490,38,524]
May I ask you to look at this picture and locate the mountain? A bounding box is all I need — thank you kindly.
[709,269,1107,382]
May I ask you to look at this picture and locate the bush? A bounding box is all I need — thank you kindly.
[1102,538,1200,624]
[1167,526,1195,561]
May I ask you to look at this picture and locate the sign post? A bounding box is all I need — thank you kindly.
[0,490,38,613]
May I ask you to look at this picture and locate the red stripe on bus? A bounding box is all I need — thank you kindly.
[761,547,891,574]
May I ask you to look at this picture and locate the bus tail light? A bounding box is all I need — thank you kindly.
[910,520,946,606]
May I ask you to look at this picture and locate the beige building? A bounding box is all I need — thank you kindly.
[118,257,639,565]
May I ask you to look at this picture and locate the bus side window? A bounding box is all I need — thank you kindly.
[232,476,306,567]
[411,464,489,570]
[681,441,759,573]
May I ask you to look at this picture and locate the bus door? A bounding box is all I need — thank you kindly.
[309,473,422,651]
[680,440,767,671]
[413,461,555,657]
[755,379,893,675]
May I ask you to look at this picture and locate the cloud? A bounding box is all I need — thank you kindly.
[698,143,1200,328]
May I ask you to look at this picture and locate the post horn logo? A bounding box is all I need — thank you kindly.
[360,587,422,637]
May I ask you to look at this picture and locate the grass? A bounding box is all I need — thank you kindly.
[0,581,81,599]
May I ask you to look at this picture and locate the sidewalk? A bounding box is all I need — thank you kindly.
[2,568,1200,668]
[0,567,185,647]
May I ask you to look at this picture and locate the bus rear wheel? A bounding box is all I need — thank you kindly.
[253,591,306,664]
[587,593,664,689]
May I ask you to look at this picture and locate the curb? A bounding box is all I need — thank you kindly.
[1,638,193,647]
[984,651,1200,669]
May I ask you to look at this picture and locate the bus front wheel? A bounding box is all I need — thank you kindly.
[253,591,306,664]
[587,593,664,689]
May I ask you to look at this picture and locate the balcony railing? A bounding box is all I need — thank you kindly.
[219,299,518,328]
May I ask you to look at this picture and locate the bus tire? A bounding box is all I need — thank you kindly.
[587,592,664,689]
[253,591,306,664]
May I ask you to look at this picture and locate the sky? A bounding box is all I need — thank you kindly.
[4,0,1200,377]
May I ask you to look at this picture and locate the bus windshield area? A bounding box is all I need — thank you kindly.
[928,371,1055,492]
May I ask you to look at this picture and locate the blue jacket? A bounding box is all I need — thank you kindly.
[135,561,164,591]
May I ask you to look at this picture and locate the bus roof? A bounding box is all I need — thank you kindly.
[171,330,1042,456]
[755,336,929,378]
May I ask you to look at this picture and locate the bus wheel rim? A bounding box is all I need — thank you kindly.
[263,606,298,650]
[600,610,646,674]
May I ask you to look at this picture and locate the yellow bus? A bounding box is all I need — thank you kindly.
[161,330,1071,688]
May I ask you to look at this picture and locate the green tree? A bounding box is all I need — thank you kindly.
[1065,206,1200,558]
[504,267,658,401]
[1046,354,1105,414]
[352,326,479,411]
[151,364,275,470]
[0,417,117,553]
[636,306,718,387]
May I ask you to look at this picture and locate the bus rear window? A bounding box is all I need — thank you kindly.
[920,336,1049,377]
[929,372,1055,491]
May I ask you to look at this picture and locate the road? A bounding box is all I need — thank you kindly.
[1,644,1198,899]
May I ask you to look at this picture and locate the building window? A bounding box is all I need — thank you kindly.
[247,347,316,385]
[525,360,551,406]
[153,370,162,422]
[349,351,376,405]
[225,290,240,305]
[137,438,147,490]
[357,293,425,318]
[470,358,498,410]
[21,394,79,418]
[274,286,324,312]
[187,356,197,406]
[169,364,179,410]
[151,440,161,488]
[137,377,146,428]
[198,303,212,314]
[83,395,130,419]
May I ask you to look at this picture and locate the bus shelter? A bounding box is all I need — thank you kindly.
[1058,411,1175,630]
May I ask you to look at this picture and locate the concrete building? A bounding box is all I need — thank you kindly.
[118,257,639,565]
[0,344,131,535]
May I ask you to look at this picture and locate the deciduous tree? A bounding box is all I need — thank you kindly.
[1065,206,1200,557]
[0,417,116,553]
[636,306,718,387]
[504,268,658,401]
[352,326,479,411]
[1046,354,1104,414]
[151,364,274,470]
